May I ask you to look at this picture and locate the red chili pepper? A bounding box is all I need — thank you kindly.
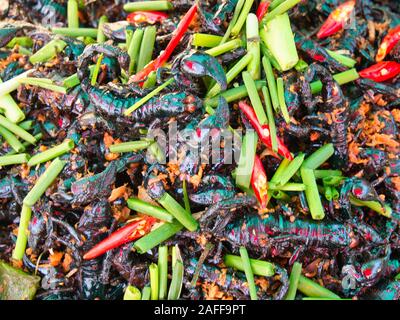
[83,216,156,260]
[256,1,270,22]
[127,11,168,24]
[238,101,293,160]
[317,0,356,39]
[376,25,400,62]
[251,155,268,208]
[358,61,400,82]
[130,3,198,83]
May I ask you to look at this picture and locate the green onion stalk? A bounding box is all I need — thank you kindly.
[285,262,302,300]
[127,28,144,74]
[158,245,169,299]
[246,13,261,80]
[167,245,184,300]
[109,140,152,153]
[224,254,275,277]
[310,69,359,94]
[235,130,258,189]
[123,285,141,300]
[276,77,290,123]
[193,34,223,48]
[326,49,357,68]
[91,53,104,86]
[273,153,305,186]
[205,39,243,57]
[123,1,173,12]
[127,198,173,222]
[29,39,67,64]
[297,275,340,299]
[242,71,268,124]
[134,220,183,253]
[301,167,325,220]
[67,0,79,28]
[18,120,34,131]
[62,65,95,88]
[97,15,108,43]
[0,125,25,153]
[28,139,74,167]
[23,158,66,207]
[141,287,151,300]
[262,56,280,112]
[52,28,98,38]
[149,263,159,300]
[0,79,25,123]
[220,0,245,44]
[239,247,258,300]
[0,70,33,97]
[231,0,255,37]
[0,115,36,144]
[207,52,253,98]
[18,78,67,94]
[302,143,334,169]
[137,26,157,72]
[157,192,198,232]
[261,86,278,152]
[0,153,30,167]
[12,205,32,261]
[263,0,301,23]
[6,133,42,156]
[350,196,392,218]
[260,12,299,71]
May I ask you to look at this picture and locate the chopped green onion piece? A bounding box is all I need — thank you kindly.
[239,246,258,300]
[141,286,151,300]
[67,0,79,28]
[62,65,95,88]
[148,141,166,163]
[326,49,357,68]
[128,28,144,74]
[231,0,255,37]
[349,196,392,218]
[158,245,169,299]
[314,169,342,179]
[18,120,33,131]
[310,69,359,94]
[207,52,253,98]
[6,133,42,156]
[0,125,25,153]
[97,15,108,43]
[142,71,157,88]
[297,275,340,299]
[246,13,261,80]
[109,140,152,153]
[167,245,184,300]
[322,175,344,186]
[262,56,280,112]
[205,39,243,57]
[123,285,141,300]
[193,34,223,48]
[0,115,36,145]
[302,143,334,169]
[182,179,191,214]
[18,78,67,94]
[277,77,290,123]
[0,79,25,123]
[263,0,301,22]
[220,0,245,44]
[260,13,299,71]
[29,39,67,64]
[123,1,173,12]
[23,158,66,207]
[295,59,309,72]
[91,53,103,86]
[261,86,278,152]
[0,70,32,97]
[301,167,325,220]
[285,262,302,300]
[269,0,286,11]
[52,28,98,38]
[0,153,30,167]
[149,263,159,300]
[157,192,198,232]
[6,37,33,48]
[28,139,74,167]
[274,153,305,186]
[242,71,268,124]
[224,254,275,277]
[271,190,290,201]
[12,205,32,260]
[269,182,305,191]
[137,26,157,72]
[235,130,258,189]
[261,43,282,71]
[124,78,174,115]
[127,198,173,222]
[205,80,266,108]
